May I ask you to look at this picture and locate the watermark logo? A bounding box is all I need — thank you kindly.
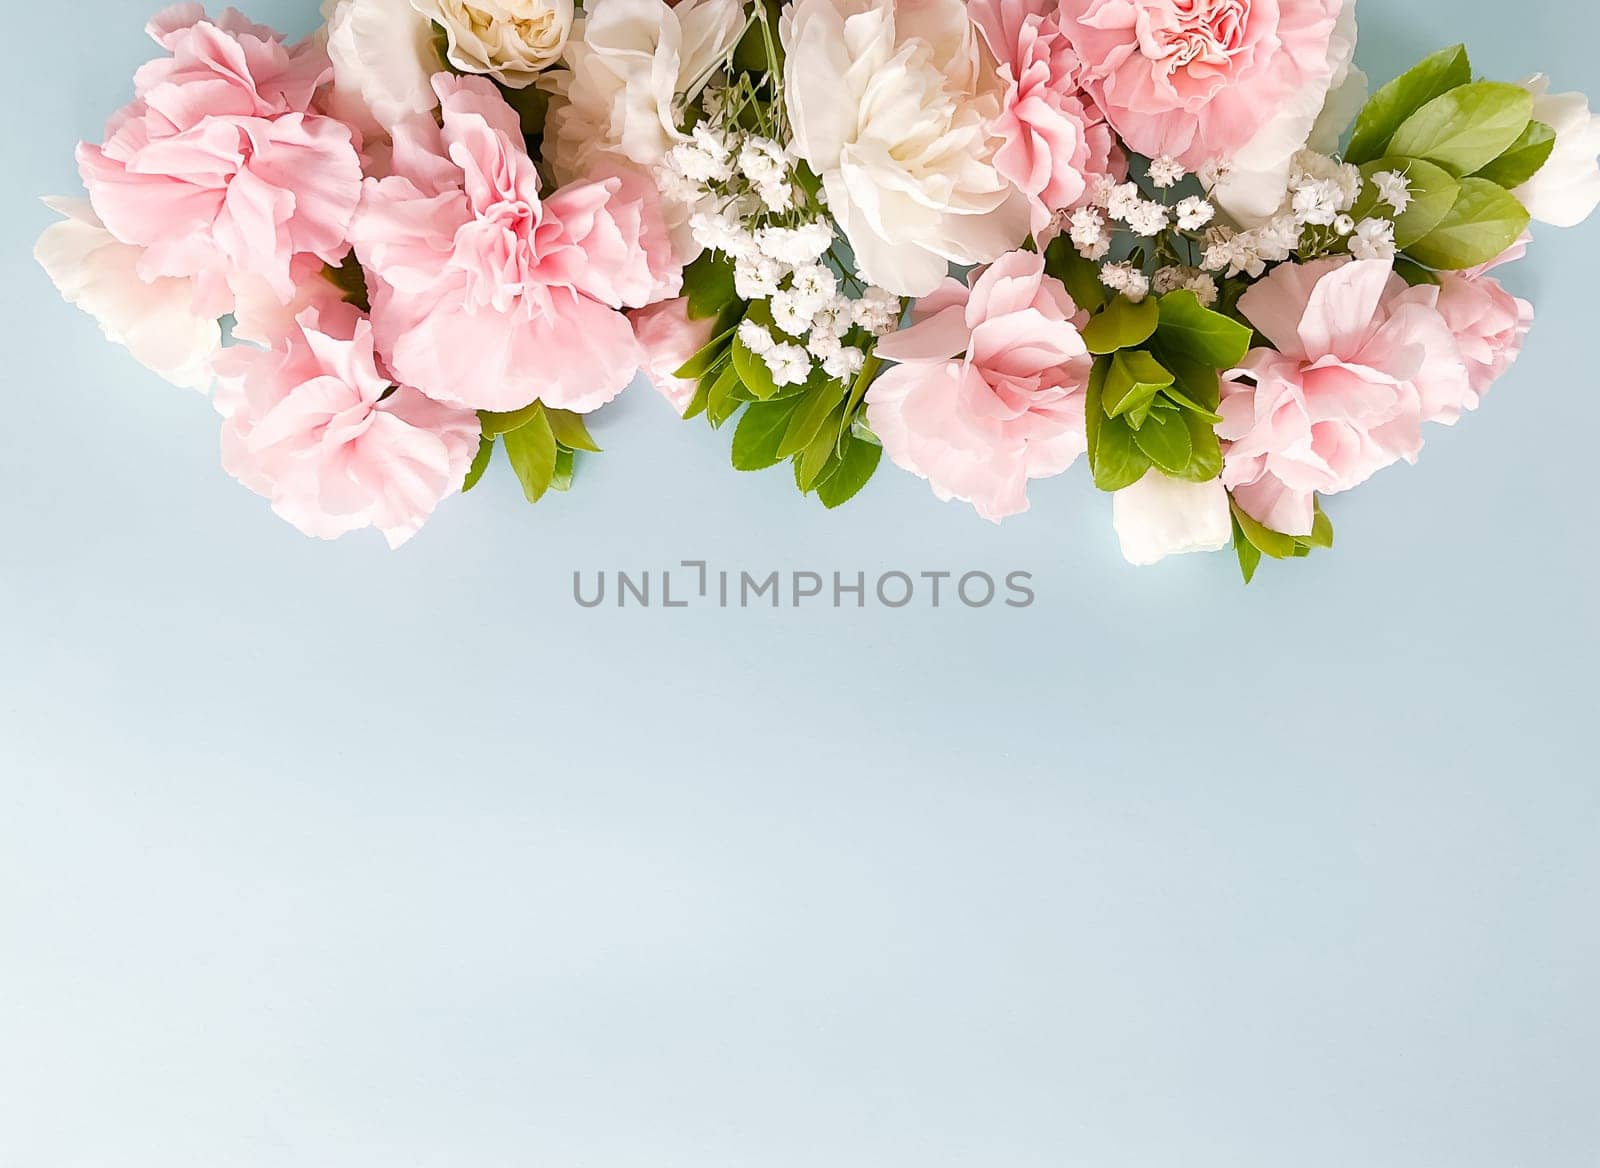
[573,562,1035,609]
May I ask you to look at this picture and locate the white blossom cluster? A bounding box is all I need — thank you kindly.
[658,95,900,387]
[1199,151,1413,277]
[1061,158,1218,303]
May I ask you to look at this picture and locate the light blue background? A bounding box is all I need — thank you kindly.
[2,1,1597,1165]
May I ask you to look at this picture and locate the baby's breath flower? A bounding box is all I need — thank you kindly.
[1372,170,1413,214]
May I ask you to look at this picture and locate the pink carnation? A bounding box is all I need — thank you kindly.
[1432,240,1534,415]
[212,300,481,548]
[76,4,363,316]
[630,298,716,415]
[1058,0,1341,170]
[866,250,1092,521]
[970,0,1123,234]
[350,74,682,415]
[1219,258,1469,537]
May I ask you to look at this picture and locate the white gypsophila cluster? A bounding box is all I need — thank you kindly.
[1063,173,1221,303]
[1199,150,1410,276]
[664,93,896,387]
[1152,265,1220,307]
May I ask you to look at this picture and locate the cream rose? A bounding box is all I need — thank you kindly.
[415,0,575,89]
[780,0,1030,298]
[542,0,746,184]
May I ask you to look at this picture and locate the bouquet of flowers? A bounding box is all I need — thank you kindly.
[38,0,1600,577]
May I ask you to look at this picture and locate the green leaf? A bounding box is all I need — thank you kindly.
[1305,502,1335,550]
[795,404,846,490]
[550,448,575,492]
[461,435,494,493]
[1406,177,1531,270]
[1042,236,1108,313]
[842,351,882,420]
[324,255,370,313]
[1174,410,1223,482]
[731,322,781,402]
[816,436,883,508]
[777,378,845,458]
[1392,257,1441,286]
[480,400,546,437]
[1346,44,1473,165]
[544,408,602,453]
[1154,289,1252,369]
[1130,407,1192,475]
[732,396,802,471]
[1232,517,1263,584]
[1355,157,1461,248]
[1104,350,1173,419]
[1081,295,1159,355]
[673,328,735,381]
[682,251,740,320]
[682,371,713,421]
[1092,414,1152,493]
[502,405,558,504]
[1473,119,1557,188]
[705,362,747,428]
[1388,81,1535,177]
[1230,499,1300,560]
[1084,357,1107,462]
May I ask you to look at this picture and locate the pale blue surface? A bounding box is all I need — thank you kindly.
[1,2,1597,1165]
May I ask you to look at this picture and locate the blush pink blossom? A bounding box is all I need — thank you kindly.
[350,73,682,415]
[1219,257,1469,537]
[630,297,716,415]
[866,250,1092,521]
[1058,0,1342,170]
[76,4,363,317]
[1432,238,1534,414]
[212,300,481,547]
[969,0,1123,234]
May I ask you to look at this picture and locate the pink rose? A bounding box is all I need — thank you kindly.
[970,0,1123,234]
[76,5,363,317]
[629,297,715,415]
[211,300,481,548]
[866,250,1092,521]
[350,74,679,415]
[1219,257,1469,536]
[1059,0,1342,170]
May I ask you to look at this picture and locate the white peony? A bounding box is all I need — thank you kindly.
[1112,472,1233,567]
[1514,76,1600,229]
[780,0,1030,297]
[35,198,220,393]
[1210,0,1366,227]
[321,0,444,137]
[542,0,747,185]
[415,0,574,88]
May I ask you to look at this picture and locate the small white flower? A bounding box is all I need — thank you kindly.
[1372,170,1413,214]
[1100,262,1149,302]
[765,342,813,386]
[734,255,785,299]
[1107,182,1144,222]
[1176,196,1214,231]
[1152,266,1185,295]
[1197,159,1232,190]
[822,345,866,380]
[1333,213,1356,236]
[738,319,777,355]
[1349,217,1397,261]
[1183,272,1219,307]
[1291,178,1341,227]
[1148,155,1186,189]
[1125,200,1170,237]
[791,263,837,305]
[1088,174,1119,207]
[770,288,814,335]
